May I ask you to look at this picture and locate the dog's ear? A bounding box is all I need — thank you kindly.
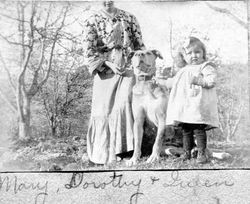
[127,51,135,60]
[127,51,135,64]
[151,50,163,59]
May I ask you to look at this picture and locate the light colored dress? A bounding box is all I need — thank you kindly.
[166,61,219,130]
[82,9,145,164]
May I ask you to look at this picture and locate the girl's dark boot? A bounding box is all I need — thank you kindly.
[195,128,208,164]
[197,148,207,164]
[180,127,193,161]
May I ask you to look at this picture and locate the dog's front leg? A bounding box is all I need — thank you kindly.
[126,110,145,166]
[147,120,165,163]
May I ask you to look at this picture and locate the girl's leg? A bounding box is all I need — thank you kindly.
[181,123,193,160]
[194,125,207,164]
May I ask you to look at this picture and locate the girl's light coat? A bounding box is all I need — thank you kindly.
[166,61,220,130]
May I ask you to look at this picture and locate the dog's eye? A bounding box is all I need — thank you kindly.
[135,52,145,57]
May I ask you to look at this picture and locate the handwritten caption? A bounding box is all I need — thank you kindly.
[0,171,235,204]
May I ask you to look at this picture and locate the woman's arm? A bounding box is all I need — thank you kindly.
[130,15,145,50]
[82,16,106,75]
[156,77,175,89]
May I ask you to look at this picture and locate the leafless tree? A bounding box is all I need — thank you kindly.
[0,1,71,140]
[205,2,247,29]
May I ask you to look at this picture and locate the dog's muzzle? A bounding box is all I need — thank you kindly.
[135,62,152,73]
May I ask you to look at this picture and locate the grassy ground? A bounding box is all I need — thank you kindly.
[0,136,250,171]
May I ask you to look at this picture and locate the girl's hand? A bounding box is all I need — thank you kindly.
[190,75,199,85]
[104,61,125,75]
[190,73,204,87]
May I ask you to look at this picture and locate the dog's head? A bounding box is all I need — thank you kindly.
[128,50,163,76]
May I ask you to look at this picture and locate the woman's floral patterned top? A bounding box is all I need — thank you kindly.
[82,9,145,74]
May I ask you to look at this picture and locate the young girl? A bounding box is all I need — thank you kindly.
[166,37,219,163]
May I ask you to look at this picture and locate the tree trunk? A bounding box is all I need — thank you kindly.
[226,134,231,143]
[18,120,30,139]
[51,126,57,137]
[50,114,59,137]
[18,95,31,139]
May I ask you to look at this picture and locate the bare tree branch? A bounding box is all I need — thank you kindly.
[18,2,36,80]
[42,96,53,128]
[18,2,27,60]
[0,33,29,47]
[33,6,54,39]
[64,60,75,106]
[60,31,81,42]
[231,103,244,136]
[18,45,33,94]
[46,4,66,29]
[28,39,46,97]
[38,39,56,89]
[37,39,46,70]
[205,2,247,29]
[28,68,40,97]
[0,12,29,23]
[57,41,72,53]
[45,4,52,24]
[38,6,69,90]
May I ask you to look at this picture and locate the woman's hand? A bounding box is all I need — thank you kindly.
[155,77,175,89]
[104,61,125,75]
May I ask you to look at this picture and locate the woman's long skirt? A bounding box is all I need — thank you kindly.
[87,70,135,164]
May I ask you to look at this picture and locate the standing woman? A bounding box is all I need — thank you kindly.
[82,1,145,164]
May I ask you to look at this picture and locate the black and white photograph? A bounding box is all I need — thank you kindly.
[0,0,249,202]
[0,0,248,171]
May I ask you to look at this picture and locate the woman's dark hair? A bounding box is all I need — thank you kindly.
[103,1,114,7]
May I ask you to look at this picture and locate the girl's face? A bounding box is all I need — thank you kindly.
[183,45,205,65]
